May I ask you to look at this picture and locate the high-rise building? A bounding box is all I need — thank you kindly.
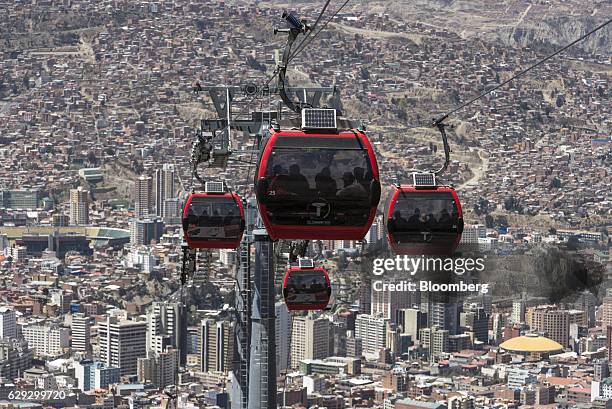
[527,306,570,347]
[130,218,165,246]
[75,360,121,392]
[512,300,526,323]
[358,280,372,314]
[200,319,235,373]
[371,282,412,322]
[71,313,91,353]
[346,331,363,358]
[535,383,556,405]
[491,313,504,345]
[99,316,147,376]
[74,359,94,391]
[0,189,40,209]
[290,316,331,368]
[460,307,489,344]
[603,297,612,328]
[0,339,33,379]
[135,175,153,218]
[162,197,181,224]
[396,308,427,341]
[355,314,387,355]
[22,324,69,357]
[0,307,17,340]
[606,325,612,362]
[137,347,179,389]
[155,164,177,221]
[459,224,487,244]
[575,291,596,327]
[147,302,180,355]
[419,327,449,357]
[69,187,89,225]
[94,365,121,390]
[595,359,610,381]
[422,292,459,335]
[275,302,291,374]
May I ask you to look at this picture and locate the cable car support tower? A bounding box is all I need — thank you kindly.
[187,14,342,407]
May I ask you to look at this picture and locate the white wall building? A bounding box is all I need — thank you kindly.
[355,314,387,355]
[22,324,69,357]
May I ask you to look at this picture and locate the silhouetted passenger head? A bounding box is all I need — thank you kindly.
[342,172,355,185]
[289,164,301,175]
[273,165,284,175]
[353,167,365,181]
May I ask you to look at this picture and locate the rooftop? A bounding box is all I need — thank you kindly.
[500,334,563,353]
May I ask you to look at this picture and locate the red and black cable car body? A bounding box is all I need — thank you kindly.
[255,128,381,240]
[282,265,332,311]
[182,192,245,249]
[386,185,464,256]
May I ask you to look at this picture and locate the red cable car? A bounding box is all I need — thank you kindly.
[182,183,245,249]
[255,121,381,240]
[386,175,464,256]
[282,260,331,311]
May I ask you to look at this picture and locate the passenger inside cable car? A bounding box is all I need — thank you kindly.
[283,269,331,309]
[387,191,461,246]
[184,196,243,240]
[262,148,375,226]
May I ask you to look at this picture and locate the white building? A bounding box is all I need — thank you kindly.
[146,302,180,355]
[69,187,89,226]
[507,367,537,389]
[126,246,158,273]
[512,300,526,323]
[419,327,449,357]
[275,302,291,374]
[592,378,612,401]
[478,237,498,251]
[135,175,153,219]
[22,324,69,357]
[71,313,91,353]
[155,164,177,222]
[355,314,387,355]
[290,316,331,369]
[460,224,487,244]
[220,249,238,267]
[99,316,147,376]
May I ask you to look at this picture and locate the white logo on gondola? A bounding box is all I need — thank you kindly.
[421,231,433,242]
[308,199,331,219]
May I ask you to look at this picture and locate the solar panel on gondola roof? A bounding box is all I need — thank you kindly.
[413,173,436,187]
[302,108,337,130]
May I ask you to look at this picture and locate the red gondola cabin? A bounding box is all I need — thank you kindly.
[182,191,245,249]
[255,125,381,240]
[283,262,331,311]
[386,181,464,256]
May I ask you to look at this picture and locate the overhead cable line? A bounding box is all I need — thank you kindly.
[289,0,351,62]
[435,17,612,125]
[290,0,332,61]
